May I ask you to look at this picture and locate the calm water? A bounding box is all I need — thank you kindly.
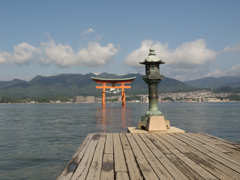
[0,102,239,180]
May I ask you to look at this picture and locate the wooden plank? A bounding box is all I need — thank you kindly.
[189,133,240,161]
[204,142,231,153]
[187,146,240,180]
[226,151,240,161]
[174,133,210,154]
[159,134,190,153]
[105,134,113,154]
[116,172,129,180]
[123,150,143,180]
[196,133,238,149]
[86,134,106,180]
[71,134,100,180]
[170,134,240,180]
[144,133,171,154]
[113,133,127,172]
[165,153,204,180]
[177,132,240,167]
[188,133,231,153]
[216,144,240,161]
[205,151,240,173]
[180,133,204,145]
[119,133,131,150]
[170,148,218,179]
[169,134,235,180]
[184,152,235,180]
[198,132,239,146]
[162,134,226,179]
[200,143,240,166]
[100,154,114,180]
[57,133,93,180]
[163,134,221,179]
[139,134,188,180]
[132,133,174,180]
[150,134,175,150]
[59,133,240,180]
[126,133,159,180]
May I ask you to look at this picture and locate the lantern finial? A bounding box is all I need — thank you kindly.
[149,45,156,56]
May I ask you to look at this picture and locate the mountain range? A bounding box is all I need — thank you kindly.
[184,76,240,89]
[0,73,240,98]
[0,73,196,98]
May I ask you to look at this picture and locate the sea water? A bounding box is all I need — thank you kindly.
[0,102,239,180]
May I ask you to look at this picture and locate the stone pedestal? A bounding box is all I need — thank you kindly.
[166,120,170,129]
[138,121,147,130]
[138,116,170,132]
[146,116,167,132]
[127,126,185,133]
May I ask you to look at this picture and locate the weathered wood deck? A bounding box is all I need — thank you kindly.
[57,133,240,180]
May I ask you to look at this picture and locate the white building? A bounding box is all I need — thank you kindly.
[85,96,95,103]
[73,96,84,103]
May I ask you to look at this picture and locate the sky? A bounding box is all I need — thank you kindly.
[0,0,240,82]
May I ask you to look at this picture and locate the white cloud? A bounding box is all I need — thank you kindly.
[0,51,11,64]
[39,39,75,66]
[125,39,216,68]
[0,38,118,67]
[218,44,240,54]
[165,66,212,81]
[82,28,94,35]
[0,43,40,65]
[205,64,240,78]
[125,39,219,81]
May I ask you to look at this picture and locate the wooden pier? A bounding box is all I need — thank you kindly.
[57,132,240,180]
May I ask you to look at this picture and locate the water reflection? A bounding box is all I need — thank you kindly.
[0,103,240,180]
[121,107,126,129]
[95,105,132,133]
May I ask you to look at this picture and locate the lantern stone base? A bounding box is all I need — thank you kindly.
[127,126,185,133]
[138,116,170,132]
[147,116,167,132]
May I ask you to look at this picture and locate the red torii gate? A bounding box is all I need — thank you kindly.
[91,77,136,106]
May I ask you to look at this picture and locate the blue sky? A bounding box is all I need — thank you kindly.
[0,0,239,81]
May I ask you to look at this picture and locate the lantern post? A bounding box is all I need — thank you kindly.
[138,46,169,131]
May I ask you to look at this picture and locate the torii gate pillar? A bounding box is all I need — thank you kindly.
[102,83,106,106]
[121,83,126,106]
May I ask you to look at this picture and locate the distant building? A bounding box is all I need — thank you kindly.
[55,100,61,103]
[73,96,84,103]
[85,96,95,103]
[203,98,221,102]
[202,98,208,102]
[207,98,221,102]
[141,96,149,103]
[95,97,102,103]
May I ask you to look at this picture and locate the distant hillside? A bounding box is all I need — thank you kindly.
[0,79,25,88]
[213,86,240,93]
[122,73,196,94]
[0,73,197,98]
[184,76,240,89]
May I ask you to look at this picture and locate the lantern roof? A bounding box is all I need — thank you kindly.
[139,45,165,64]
